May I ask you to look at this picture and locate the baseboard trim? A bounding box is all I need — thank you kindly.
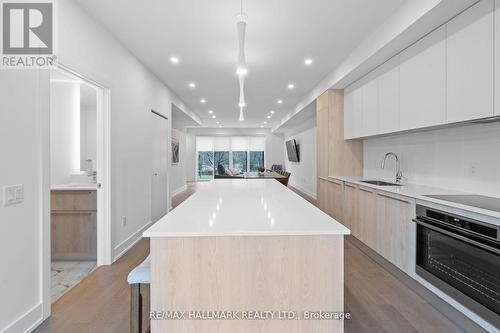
[1,303,42,333]
[113,221,152,262]
[172,184,187,197]
[347,236,488,333]
[288,182,317,199]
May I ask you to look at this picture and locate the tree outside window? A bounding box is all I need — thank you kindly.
[197,151,214,180]
[249,151,264,171]
[214,151,229,175]
[232,151,248,173]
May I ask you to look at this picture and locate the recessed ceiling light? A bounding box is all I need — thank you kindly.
[212,115,216,119]
[277,100,283,104]
[188,82,196,88]
[170,56,179,64]
[304,58,313,66]
[263,121,268,124]
[287,83,295,89]
[200,99,206,104]
[270,110,275,114]
[208,110,213,114]
[267,115,271,119]
[216,121,220,124]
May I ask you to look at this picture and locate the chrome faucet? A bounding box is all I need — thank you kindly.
[381,152,403,183]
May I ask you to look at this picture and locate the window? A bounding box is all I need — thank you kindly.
[249,137,265,172]
[249,151,264,171]
[196,137,214,180]
[232,151,248,172]
[197,151,214,180]
[214,151,229,175]
[195,136,266,179]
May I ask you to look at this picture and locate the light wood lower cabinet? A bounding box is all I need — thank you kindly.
[341,182,415,275]
[356,187,377,249]
[317,178,329,213]
[374,192,415,273]
[51,211,97,260]
[317,178,345,225]
[51,190,97,261]
[316,180,415,275]
[328,179,344,223]
[343,183,358,233]
[51,190,97,211]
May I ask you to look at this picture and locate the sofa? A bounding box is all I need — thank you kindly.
[214,165,245,179]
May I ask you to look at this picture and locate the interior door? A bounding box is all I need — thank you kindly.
[151,111,169,223]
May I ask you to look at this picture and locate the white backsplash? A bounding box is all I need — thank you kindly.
[363,121,500,197]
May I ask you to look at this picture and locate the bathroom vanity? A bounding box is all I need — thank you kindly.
[51,185,97,261]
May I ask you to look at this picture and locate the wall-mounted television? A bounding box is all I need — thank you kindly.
[286,139,300,162]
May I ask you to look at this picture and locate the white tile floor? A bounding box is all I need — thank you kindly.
[51,261,96,302]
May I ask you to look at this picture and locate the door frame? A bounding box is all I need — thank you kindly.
[42,63,112,318]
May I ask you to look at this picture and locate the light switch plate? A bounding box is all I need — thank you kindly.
[3,184,24,206]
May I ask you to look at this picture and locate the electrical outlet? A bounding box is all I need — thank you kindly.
[122,216,127,227]
[3,184,23,206]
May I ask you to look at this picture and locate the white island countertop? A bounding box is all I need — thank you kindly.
[144,179,350,237]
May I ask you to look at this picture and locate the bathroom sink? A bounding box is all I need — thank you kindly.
[361,180,402,186]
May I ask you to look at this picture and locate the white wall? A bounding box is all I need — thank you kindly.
[57,0,187,259]
[1,1,190,331]
[364,122,500,197]
[284,129,317,198]
[80,105,97,172]
[171,128,187,195]
[50,82,81,186]
[0,70,49,332]
[185,128,285,181]
[284,116,317,198]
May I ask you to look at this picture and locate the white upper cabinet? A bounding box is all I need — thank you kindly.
[344,82,363,140]
[342,1,499,139]
[361,73,379,137]
[496,0,500,116]
[377,56,400,134]
[447,0,494,123]
[400,26,446,131]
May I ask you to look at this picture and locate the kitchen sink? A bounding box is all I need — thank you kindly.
[361,180,402,186]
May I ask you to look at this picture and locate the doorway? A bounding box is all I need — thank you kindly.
[46,65,111,304]
[150,110,169,222]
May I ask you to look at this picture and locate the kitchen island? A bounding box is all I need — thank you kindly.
[144,179,350,332]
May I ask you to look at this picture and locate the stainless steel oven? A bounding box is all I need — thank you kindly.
[415,205,500,327]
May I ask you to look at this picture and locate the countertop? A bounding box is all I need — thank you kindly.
[144,179,350,237]
[325,176,500,222]
[51,183,97,191]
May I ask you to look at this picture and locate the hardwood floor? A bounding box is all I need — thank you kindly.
[36,180,467,333]
[35,237,150,333]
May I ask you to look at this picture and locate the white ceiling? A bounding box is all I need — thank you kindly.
[172,103,201,130]
[75,0,409,128]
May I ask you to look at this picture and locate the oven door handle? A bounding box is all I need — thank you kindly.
[414,219,500,255]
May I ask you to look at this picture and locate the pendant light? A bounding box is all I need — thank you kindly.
[236,0,247,121]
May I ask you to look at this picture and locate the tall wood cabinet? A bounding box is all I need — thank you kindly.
[316,89,363,225]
